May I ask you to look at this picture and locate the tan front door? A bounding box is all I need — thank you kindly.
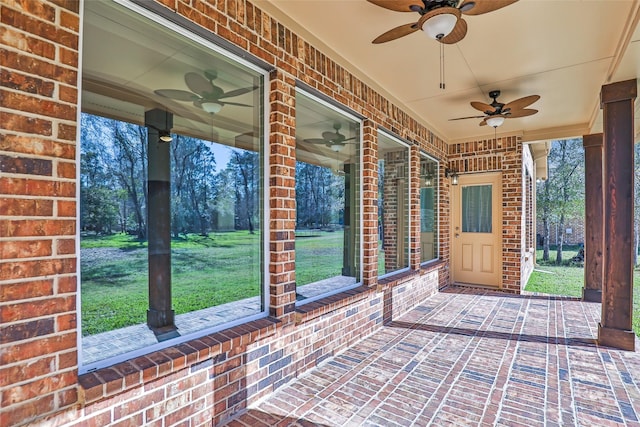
[451,172,502,288]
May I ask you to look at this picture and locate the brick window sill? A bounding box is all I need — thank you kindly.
[78,317,280,405]
[377,269,418,291]
[294,285,374,324]
[420,259,446,274]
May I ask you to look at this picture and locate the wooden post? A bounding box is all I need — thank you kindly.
[582,133,603,303]
[145,109,175,332]
[598,79,637,351]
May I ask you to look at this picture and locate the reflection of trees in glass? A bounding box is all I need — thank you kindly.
[80,113,261,238]
[81,114,146,237]
[229,151,259,233]
[296,162,345,229]
[420,188,434,232]
[171,135,216,237]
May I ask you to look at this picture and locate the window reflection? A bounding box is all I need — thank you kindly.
[378,133,410,277]
[80,0,266,369]
[420,154,438,262]
[294,91,361,302]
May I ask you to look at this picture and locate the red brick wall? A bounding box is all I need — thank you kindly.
[0,0,451,425]
[448,136,525,293]
[0,0,81,425]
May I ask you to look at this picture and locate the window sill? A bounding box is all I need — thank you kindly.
[294,285,374,324]
[376,269,421,292]
[420,259,446,273]
[78,317,280,405]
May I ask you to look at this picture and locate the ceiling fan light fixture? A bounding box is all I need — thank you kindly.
[422,12,458,40]
[330,143,344,152]
[201,101,223,114]
[486,116,505,128]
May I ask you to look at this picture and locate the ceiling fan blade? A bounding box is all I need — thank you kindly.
[342,137,358,142]
[372,22,420,44]
[185,72,212,96]
[367,0,424,12]
[220,86,256,99]
[449,115,486,121]
[439,18,467,44]
[479,118,488,126]
[470,101,497,114]
[322,131,341,141]
[154,89,197,101]
[304,138,329,144]
[460,0,518,16]
[503,95,540,112]
[219,101,252,107]
[506,108,538,118]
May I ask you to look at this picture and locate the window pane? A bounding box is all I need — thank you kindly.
[80,1,265,367]
[420,155,438,262]
[378,133,410,276]
[462,185,492,233]
[294,91,361,302]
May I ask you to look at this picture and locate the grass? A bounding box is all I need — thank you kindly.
[525,245,640,336]
[81,230,345,335]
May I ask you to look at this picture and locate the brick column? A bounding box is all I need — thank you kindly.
[268,70,296,321]
[582,133,603,303]
[410,145,421,270]
[598,79,637,351]
[0,1,81,424]
[362,120,378,287]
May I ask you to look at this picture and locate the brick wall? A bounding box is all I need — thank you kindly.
[0,0,81,425]
[448,136,526,293]
[0,0,453,426]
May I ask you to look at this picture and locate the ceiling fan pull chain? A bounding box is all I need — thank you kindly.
[440,42,445,90]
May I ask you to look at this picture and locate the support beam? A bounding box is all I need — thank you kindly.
[598,79,637,351]
[145,109,175,332]
[582,133,603,303]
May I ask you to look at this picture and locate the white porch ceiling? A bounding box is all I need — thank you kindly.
[255,0,640,144]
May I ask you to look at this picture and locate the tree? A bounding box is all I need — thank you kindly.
[537,175,552,261]
[229,150,259,233]
[536,138,584,264]
[170,136,216,237]
[110,121,148,239]
[80,114,121,234]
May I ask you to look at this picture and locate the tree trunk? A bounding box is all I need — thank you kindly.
[634,222,639,267]
[556,213,565,265]
[542,181,551,261]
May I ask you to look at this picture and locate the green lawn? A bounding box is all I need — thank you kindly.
[81,230,345,335]
[525,246,640,336]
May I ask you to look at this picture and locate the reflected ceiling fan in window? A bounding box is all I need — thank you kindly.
[303,123,358,152]
[367,0,518,44]
[155,70,255,113]
[450,90,540,127]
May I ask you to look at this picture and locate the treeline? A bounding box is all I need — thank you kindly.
[81,114,346,240]
[80,113,258,239]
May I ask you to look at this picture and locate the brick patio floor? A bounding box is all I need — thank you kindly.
[221,287,640,426]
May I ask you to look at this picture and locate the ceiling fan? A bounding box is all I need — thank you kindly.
[450,90,540,127]
[368,0,518,44]
[303,123,358,152]
[155,70,255,114]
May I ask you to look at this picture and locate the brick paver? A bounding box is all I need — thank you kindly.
[220,287,640,426]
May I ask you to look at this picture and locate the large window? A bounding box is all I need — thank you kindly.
[420,154,438,262]
[80,1,266,370]
[294,90,361,303]
[378,132,410,277]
